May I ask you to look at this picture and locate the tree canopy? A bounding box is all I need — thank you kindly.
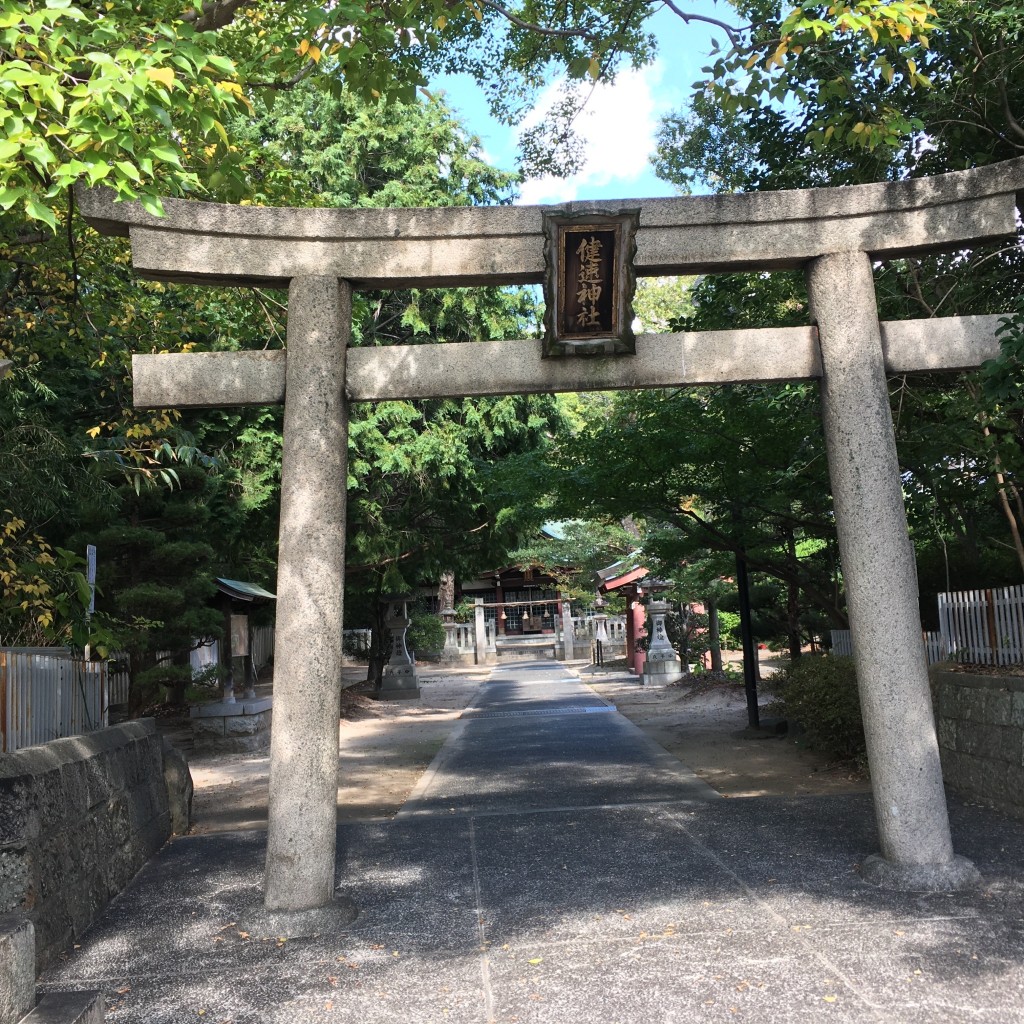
[2,0,949,230]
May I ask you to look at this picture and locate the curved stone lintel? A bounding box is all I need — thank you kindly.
[76,157,1024,287]
[860,853,982,892]
[131,314,1007,409]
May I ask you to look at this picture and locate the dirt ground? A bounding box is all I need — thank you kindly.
[186,661,868,834]
[580,667,870,799]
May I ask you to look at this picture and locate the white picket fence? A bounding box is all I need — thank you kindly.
[925,632,947,664]
[1,648,108,753]
[832,583,1024,667]
[830,629,945,664]
[938,585,1024,665]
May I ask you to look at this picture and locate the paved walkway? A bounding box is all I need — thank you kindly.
[40,661,1024,1023]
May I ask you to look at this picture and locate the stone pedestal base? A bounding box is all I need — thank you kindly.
[0,916,35,1024]
[435,650,475,667]
[373,664,420,701]
[191,697,273,754]
[859,853,981,891]
[641,657,684,686]
[240,894,359,939]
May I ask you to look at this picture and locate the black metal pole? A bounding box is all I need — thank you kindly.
[735,549,760,729]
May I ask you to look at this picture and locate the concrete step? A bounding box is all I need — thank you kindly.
[20,992,103,1024]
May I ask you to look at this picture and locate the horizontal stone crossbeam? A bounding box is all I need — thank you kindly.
[77,157,1024,287]
[131,314,1006,409]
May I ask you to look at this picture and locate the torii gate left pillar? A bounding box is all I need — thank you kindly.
[264,276,353,920]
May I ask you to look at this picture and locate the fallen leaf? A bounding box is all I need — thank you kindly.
[527,957,543,965]
[823,995,837,1003]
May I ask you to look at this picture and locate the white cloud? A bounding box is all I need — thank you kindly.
[516,62,670,206]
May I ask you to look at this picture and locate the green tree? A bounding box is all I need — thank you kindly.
[1,0,944,229]
[653,0,1024,596]
[68,464,225,711]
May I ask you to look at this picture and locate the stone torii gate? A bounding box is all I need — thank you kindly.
[79,157,1024,922]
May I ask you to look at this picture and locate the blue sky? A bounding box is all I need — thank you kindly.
[430,1,728,204]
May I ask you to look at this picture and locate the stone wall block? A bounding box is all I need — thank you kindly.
[35,772,67,835]
[962,755,985,795]
[996,725,1019,765]
[0,778,36,847]
[191,716,227,737]
[937,717,957,751]
[72,819,99,885]
[141,738,163,783]
[988,689,1014,727]
[141,814,170,858]
[104,843,136,896]
[1006,763,1024,798]
[224,710,270,736]
[958,721,983,757]
[58,761,89,824]
[991,761,1015,803]
[81,754,112,811]
[32,903,71,966]
[964,688,988,723]
[944,683,960,720]
[127,741,146,787]
[0,850,31,915]
[36,833,73,903]
[109,796,133,849]
[0,915,34,1024]
[0,721,172,968]
[1011,691,1024,730]
[978,723,1003,761]
[161,739,192,835]
[126,784,152,834]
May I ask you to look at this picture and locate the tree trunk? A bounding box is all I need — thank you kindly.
[438,570,456,611]
[366,600,388,688]
[785,529,802,660]
[166,649,191,707]
[707,597,723,673]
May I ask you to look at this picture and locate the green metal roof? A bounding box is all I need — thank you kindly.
[215,577,276,602]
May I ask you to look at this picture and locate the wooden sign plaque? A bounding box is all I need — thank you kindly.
[542,209,639,357]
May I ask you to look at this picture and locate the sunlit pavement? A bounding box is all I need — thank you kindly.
[41,661,1024,1023]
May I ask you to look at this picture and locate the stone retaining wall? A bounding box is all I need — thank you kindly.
[0,721,178,969]
[930,666,1024,819]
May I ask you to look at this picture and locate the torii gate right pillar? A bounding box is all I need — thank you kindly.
[807,252,979,889]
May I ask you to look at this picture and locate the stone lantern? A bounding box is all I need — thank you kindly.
[641,579,683,686]
[440,606,461,664]
[376,596,420,700]
[593,595,610,643]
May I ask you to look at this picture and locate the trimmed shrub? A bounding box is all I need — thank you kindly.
[777,655,865,761]
[408,608,445,655]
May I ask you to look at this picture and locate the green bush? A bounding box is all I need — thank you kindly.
[777,655,865,762]
[408,608,445,654]
[716,609,742,649]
